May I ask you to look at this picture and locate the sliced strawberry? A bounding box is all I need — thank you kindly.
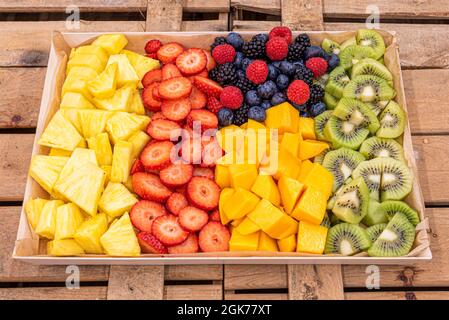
[167,233,199,254]
[158,77,192,100]
[180,138,202,165]
[198,221,230,252]
[138,232,168,254]
[189,87,207,109]
[151,111,166,121]
[130,200,167,232]
[209,209,220,222]
[201,138,223,167]
[187,70,208,83]
[186,176,220,211]
[186,109,218,131]
[152,83,161,101]
[162,63,182,80]
[176,48,207,75]
[140,140,174,170]
[161,98,191,122]
[146,119,181,141]
[166,192,188,215]
[142,69,162,88]
[193,76,223,98]
[130,159,144,175]
[160,163,193,188]
[157,42,184,64]
[151,214,189,246]
[142,82,162,111]
[146,52,158,59]
[178,206,209,232]
[203,50,216,71]
[193,167,214,180]
[144,39,162,54]
[132,172,172,203]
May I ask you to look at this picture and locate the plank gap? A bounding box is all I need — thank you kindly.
[345,286,449,293]
[164,279,216,286]
[234,288,288,294]
[0,281,108,288]
[0,12,145,21]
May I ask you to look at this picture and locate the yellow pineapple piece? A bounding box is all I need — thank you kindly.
[74,213,109,253]
[60,92,95,109]
[128,130,151,159]
[25,198,49,230]
[35,200,64,239]
[128,90,146,115]
[29,155,69,195]
[124,176,134,193]
[38,110,84,151]
[101,165,112,185]
[59,108,82,134]
[70,45,109,66]
[55,203,85,240]
[47,239,85,256]
[87,132,113,166]
[106,54,139,88]
[49,148,72,157]
[58,148,98,177]
[99,182,138,219]
[77,109,112,139]
[92,34,128,55]
[66,66,98,81]
[100,212,140,256]
[111,141,133,183]
[93,84,133,111]
[106,111,149,144]
[67,53,106,74]
[88,62,118,99]
[122,49,160,81]
[62,75,92,100]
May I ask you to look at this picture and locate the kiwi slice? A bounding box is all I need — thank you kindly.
[380,158,413,201]
[376,101,406,139]
[314,148,330,164]
[381,200,420,226]
[343,75,396,102]
[332,177,370,224]
[330,213,342,226]
[351,58,393,85]
[323,92,339,110]
[321,212,331,228]
[356,29,386,60]
[325,66,351,99]
[327,177,352,210]
[365,100,389,116]
[368,212,415,257]
[339,45,376,70]
[322,38,341,55]
[324,116,369,150]
[362,200,388,226]
[366,223,387,243]
[340,36,356,50]
[352,158,383,200]
[322,148,366,192]
[314,110,333,141]
[324,223,372,255]
[359,136,405,162]
[333,98,380,134]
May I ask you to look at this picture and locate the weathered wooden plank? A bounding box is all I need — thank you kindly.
[183,0,230,12]
[0,0,146,12]
[225,292,288,300]
[224,265,286,290]
[231,0,281,15]
[232,20,280,31]
[165,265,223,281]
[146,0,183,32]
[345,291,449,300]
[165,284,222,300]
[0,286,107,300]
[182,19,227,32]
[281,0,324,31]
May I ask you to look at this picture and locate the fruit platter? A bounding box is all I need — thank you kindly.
[13,29,431,264]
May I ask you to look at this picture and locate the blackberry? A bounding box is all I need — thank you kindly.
[295,33,311,48]
[211,36,227,51]
[233,103,250,126]
[208,68,219,82]
[287,43,306,62]
[211,63,237,86]
[293,64,313,85]
[242,35,267,59]
[235,77,256,93]
[308,84,325,104]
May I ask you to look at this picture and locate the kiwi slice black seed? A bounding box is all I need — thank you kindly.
[333,98,380,134]
[351,58,393,85]
[352,158,383,200]
[322,148,366,192]
[379,158,413,201]
[327,178,352,210]
[356,29,386,60]
[314,110,333,141]
[325,66,351,99]
[380,200,420,226]
[324,116,369,150]
[362,200,388,226]
[368,212,415,257]
[339,45,376,70]
[365,100,389,116]
[321,212,332,228]
[323,92,339,110]
[322,38,341,55]
[366,223,387,243]
[376,101,406,139]
[324,223,372,255]
[332,177,370,224]
[343,75,396,102]
[359,136,405,162]
[314,148,330,165]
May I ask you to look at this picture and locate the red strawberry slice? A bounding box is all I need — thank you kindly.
[142,82,162,111]
[151,214,189,246]
[193,76,223,98]
[198,221,231,252]
[158,77,192,100]
[186,109,218,131]
[193,167,214,180]
[146,52,157,59]
[209,209,220,222]
[132,172,172,203]
[203,50,216,71]
[152,83,161,101]
[180,138,202,165]
[144,39,162,54]
[142,69,162,88]
[166,192,188,215]
[187,70,208,83]
[157,42,184,64]
[167,233,199,254]
[161,98,191,122]
[160,163,193,188]
[151,111,166,121]
[130,200,167,232]
[201,138,223,167]
[146,119,181,141]
[140,140,174,170]
[189,87,207,109]
[162,63,182,80]
[176,48,207,75]
[130,159,144,175]
[178,206,209,232]
[186,176,220,211]
[138,232,168,254]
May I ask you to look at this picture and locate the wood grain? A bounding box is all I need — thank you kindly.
[225,292,288,300]
[345,291,449,300]
[0,286,107,300]
[225,265,287,290]
[231,0,281,15]
[0,0,146,12]
[165,265,223,281]
[146,0,183,32]
[281,0,324,31]
[183,0,230,12]
[165,284,222,300]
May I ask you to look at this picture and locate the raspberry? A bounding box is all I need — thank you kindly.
[269,26,293,44]
[246,60,268,84]
[265,37,288,61]
[212,44,236,64]
[146,52,158,59]
[207,96,223,113]
[145,39,162,54]
[305,57,328,78]
[219,86,243,110]
[287,80,310,105]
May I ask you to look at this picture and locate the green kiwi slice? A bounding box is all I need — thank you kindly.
[376,101,406,139]
[324,223,372,255]
[368,212,415,257]
[321,212,332,228]
[380,157,413,201]
[362,200,388,226]
[322,38,341,55]
[323,92,339,110]
[324,116,369,150]
[314,148,330,165]
[359,136,405,162]
[351,58,393,85]
[327,177,352,210]
[365,100,389,116]
[322,148,366,192]
[343,75,396,102]
[352,158,383,200]
[332,177,370,224]
[340,36,357,50]
[366,223,387,243]
[356,29,386,60]
[314,110,333,141]
[339,45,376,70]
[333,98,380,134]
[381,200,420,226]
[325,66,351,99]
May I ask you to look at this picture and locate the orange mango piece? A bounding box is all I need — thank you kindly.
[235,217,261,235]
[251,174,281,207]
[299,117,316,140]
[231,217,245,227]
[229,230,260,251]
[302,163,334,198]
[278,176,304,214]
[291,186,327,225]
[223,187,260,220]
[258,232,279,251]
[228,163,258,190]
[281,132,302,158]
[299,140,330,160]
[296,221,328,254]
[273,147,302,180]
[219,188,234,225]
[297,159,314,182]
[215,165,231,188]
[265,102,299,134]
[277,234,296,252]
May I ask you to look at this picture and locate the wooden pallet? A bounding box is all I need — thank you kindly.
[1,0,448,300]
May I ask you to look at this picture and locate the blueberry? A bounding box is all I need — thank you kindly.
[261,100,272,109]
[291,103,308,112]
[276,74,290,90]
[327,54,340,71]
[310,102,327,117]
[248,106,266,122]
[226,32,244,51]
[217,108,234,127]
[272,61,282,69]
[257,80,277,99]
[236,69,246,80]
[241,58,253,71]
[304,45,326,60]
[300,110,311,118]
[268,64,280,81]
[234,52,244,68]
[254,33,269,42]
[292,61,304,72]
[271,92,286,106]
[245,90,261,106]
[279,61,296,76]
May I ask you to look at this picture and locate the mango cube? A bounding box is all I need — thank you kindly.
[55,203,85,240]
[291,186,327,225]
[60,92,95,109]
[299,140,330,160]
[219,188,234,225]
[223,187,260,220]
[297,159,314,182]
[47,239,85,256]
[265,102,299,134]
[235,217,260,235]
[216,126,245,154]
[74,213,109,254]
[246,119,266,131]
[302,163,334,198]
[29,155,69,196]
[100,212,141,256]
[87,132,113,166]
[35,200,64,239]
[98,182,138,219]
[106,111,149,144]
[111,140,133,183]
[296,221,328,254]
[215,165,231,188]
[281,132,301,158]
[127,130,151,159]
[273,147,302,180]
[299,117,316,140]
[106,54,139,88]
[25,198,49,230]
[277,234,296,252]
[88,62,118,99]
[258,232,279,251]
[231,217,244,227]
[250,174,280,207]
[278,176,304,214]
[229,230,260,251]
[228,163,258,190]
[92,34,128,55]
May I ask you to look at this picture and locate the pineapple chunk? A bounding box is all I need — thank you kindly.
[49,148,72,157]
[87,132,113,166]
[92,34,128,55]
[99,182,138,219]
[100,212,140,256]
[93,84,133,112]
[59,108,82,133]
[47,239,85,256]
[35,200,64,239]
[55,203,85,240]
[128,90,146,115]
[60,92,95,109]
[124,176,134,193]
[38,111,84,151]
[122,49,160,81]
[111,141,133,183]
[29,155,69,195]
[62,75,92,100]
[25,198,49,230]
[78,109,112,139]
[128,130,151,159]
[106,111,149,144]
[70,45,109,66]
[101,165,112,185]
[88,62,118,99]
[74,213,108,253]
[66,66,98,81]
[67,53,106,74]
[106,54,139,88]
